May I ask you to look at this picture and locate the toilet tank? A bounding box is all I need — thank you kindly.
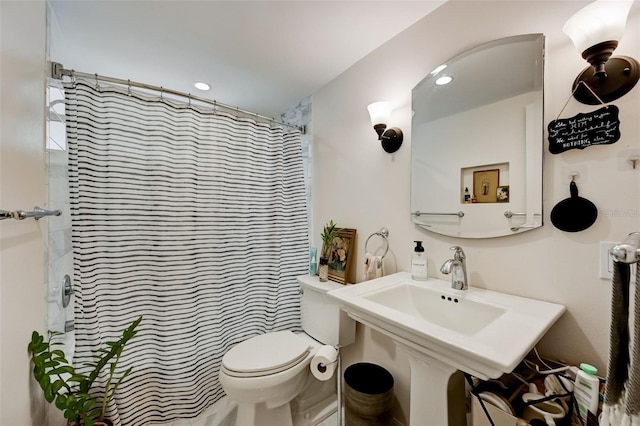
[298,275,355,347]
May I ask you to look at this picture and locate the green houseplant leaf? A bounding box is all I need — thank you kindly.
[28,316,142,425]
[320,220,338,258]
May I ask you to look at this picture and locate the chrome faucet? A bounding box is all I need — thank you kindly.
[440,246,468,290]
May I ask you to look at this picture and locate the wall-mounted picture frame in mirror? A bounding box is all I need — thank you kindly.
[497,186,510,203]
[473,169,499,203]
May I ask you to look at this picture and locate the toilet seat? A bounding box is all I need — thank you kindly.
[222,331,310,378]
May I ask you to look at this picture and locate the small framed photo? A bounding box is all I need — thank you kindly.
[322,228,356,285]
[473,169,500,203]
[497,185,510,203]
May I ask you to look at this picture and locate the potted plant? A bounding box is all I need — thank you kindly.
[319,220,338,282]
[28,316,142,426]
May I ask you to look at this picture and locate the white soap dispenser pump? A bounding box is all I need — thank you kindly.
[411,241,428,281]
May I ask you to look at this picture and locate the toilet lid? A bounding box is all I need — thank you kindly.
[222,331,310,377]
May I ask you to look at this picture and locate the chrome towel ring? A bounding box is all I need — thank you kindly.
[365,227,389,259]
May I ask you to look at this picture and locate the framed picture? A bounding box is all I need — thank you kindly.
[321,228,356,285]
[473,169,500,203]
[497,185,510,203]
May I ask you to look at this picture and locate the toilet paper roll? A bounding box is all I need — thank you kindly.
[310,345,339,381]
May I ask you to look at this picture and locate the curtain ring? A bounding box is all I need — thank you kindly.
[160,86,164,101]
[94,73,101,91]
[188,93,191,107]
[127,79,131,96]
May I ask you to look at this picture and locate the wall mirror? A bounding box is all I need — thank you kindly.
[411,34,544,238]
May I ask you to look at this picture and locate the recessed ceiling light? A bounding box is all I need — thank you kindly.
[435,76,453,86]
[430,64,447,75]
[194,81,211,91]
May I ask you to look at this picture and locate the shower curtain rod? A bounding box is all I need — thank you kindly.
[51,62,305,134]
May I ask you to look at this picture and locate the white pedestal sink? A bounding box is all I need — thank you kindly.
[328,272,565,426]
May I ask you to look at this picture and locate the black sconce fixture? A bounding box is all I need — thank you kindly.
[367,101,403,153]
[563,0,639,104]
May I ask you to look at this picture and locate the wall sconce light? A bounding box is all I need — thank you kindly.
[563,0,639,104]
[367,101,403,153]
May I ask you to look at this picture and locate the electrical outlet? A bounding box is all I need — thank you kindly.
[600,241,617,279]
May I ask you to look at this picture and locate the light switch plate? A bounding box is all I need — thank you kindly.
[600,241,617,279]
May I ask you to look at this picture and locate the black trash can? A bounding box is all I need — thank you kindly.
[344,362,394,426]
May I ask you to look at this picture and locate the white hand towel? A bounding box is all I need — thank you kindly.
[364,253,383,281]
[363,253,374,281]
[373,255,383,278]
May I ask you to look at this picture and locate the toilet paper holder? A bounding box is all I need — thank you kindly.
[317,348,339,372]
[311,345,343,426]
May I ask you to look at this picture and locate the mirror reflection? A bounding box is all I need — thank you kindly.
[411,34,544,238]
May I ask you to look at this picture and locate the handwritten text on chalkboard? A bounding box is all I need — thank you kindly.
[548,105,620,154]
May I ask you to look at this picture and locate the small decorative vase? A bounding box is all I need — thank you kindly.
[318,257,329,282]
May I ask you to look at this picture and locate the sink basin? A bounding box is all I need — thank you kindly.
[363,281,506,336]
[328,272,565,380]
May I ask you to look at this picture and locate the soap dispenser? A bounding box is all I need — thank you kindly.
[411,241,428,281]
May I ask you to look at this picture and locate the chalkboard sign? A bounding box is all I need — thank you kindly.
[548,105,620,154]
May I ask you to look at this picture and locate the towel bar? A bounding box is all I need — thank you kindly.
[504,211,542,218]
[413,210,464,218]
[510,224,537,231]
[0,206,62,221]
[610,232,640,264]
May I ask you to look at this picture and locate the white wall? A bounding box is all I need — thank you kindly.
[0,1,47,426]
[0,1,48,425]
[312,0,640,421]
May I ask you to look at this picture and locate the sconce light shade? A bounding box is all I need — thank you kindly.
[563,0,639,104]
[367,101,403,153]
[563,0,631,55]
[367,101,392,137]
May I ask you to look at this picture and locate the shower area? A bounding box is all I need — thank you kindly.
[45,24,313,426]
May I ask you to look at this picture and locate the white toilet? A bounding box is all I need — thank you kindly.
[219,275,355,426]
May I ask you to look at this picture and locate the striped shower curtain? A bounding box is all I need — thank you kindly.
[65,80,309,425]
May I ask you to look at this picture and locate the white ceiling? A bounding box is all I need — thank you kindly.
[48,1,446,120]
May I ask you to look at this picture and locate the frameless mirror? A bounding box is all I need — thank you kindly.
[411,34,544,238]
